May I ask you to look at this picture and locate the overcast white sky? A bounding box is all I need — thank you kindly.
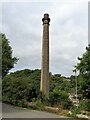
[0,0,89,76]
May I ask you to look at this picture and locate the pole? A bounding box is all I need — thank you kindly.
[73,69,78,105]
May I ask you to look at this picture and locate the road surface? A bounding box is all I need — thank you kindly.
[2,103,67,118]
[0,103,89,120]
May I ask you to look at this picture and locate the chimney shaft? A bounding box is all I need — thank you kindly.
[40,14,50,97]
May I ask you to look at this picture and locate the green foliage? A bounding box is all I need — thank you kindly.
[76,45,90,99]
[2,69,73,110]
[35,100,45,111]
[2,69,41,105]
[79,99,90,111]
[0,78,2,101]
[49,88,73,109]
[50,74,73,93]
[71,106,81,117]
[0,33,18,78]
[70,99,90,117]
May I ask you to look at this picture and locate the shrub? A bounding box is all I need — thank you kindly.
[49,89,73,109]
[71,106,81,117]
[2,69,41,105]
[35,100,45,110]
[79,99,90,111]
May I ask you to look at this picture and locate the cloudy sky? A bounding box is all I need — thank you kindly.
[1,0,89,76]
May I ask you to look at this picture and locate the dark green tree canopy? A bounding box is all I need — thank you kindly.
[76,44,90,99]
[0,33,18,78]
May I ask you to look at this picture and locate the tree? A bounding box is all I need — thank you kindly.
[2,69,41,105]
[76,44,90,99]
[0,33,18,78]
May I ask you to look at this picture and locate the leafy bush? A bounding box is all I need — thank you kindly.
[79,99,90,111]
[2,69,41,105]
[35,100,45,111]
[49,88,73,109]
[70,106,81,117]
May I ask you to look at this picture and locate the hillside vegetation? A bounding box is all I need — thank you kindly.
[2,69,73,110]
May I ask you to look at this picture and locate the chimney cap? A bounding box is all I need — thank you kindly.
[42,13,50,24]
